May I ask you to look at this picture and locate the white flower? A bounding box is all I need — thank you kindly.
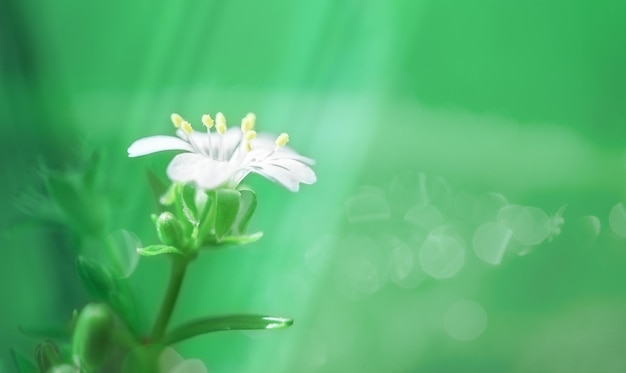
[128,112,316,191]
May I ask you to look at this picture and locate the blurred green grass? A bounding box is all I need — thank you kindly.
[2,1,626,372]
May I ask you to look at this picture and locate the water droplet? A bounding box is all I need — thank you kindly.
[345,186,390,224]
[472,222,512,265]
[443,300,487,341]
[609,203,626,238]
[418,227,465,279]
[404,204,445,230]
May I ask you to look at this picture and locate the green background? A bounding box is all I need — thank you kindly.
[2,0,626,372]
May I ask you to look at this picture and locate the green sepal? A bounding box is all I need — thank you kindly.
[163,314,294,345]
[179,183,201,226]
[232,188,257,235]
[137,245,185,257]
[35,340,63,373]
[159,183,178,206]
[218,232,264,246]
[214,189,241,238]
[11,349,37,373]
[76,256,116,301]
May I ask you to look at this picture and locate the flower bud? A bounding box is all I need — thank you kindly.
[35,340,62,373]
[72,303,114,371]
[156,211,184,247]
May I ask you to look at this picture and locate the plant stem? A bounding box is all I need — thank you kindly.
[150,257,188,343]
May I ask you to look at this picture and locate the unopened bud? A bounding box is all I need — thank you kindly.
[156,212,184,247]
[72,303,114,371]
[35,340,62,373]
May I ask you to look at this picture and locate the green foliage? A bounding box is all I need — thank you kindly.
[76,257,116,302]
[137,245,185,257]
[11,350,37,373]
[163,315,294,345]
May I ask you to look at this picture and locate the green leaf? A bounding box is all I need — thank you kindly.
[218,232,264,246]
[163,314,294,345]
[233,188,257,235]
[76,256,116,301]
[11,349,37,373]
[214,189,241,238]
[137,245,184,257]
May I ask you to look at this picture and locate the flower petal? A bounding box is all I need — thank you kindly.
[166,153,236,190]
[249,136,315,165]
[128,136,193,157]
[249,158,316,192]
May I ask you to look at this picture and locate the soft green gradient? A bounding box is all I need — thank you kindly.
[2,1,626,372]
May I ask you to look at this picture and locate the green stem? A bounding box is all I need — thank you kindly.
[150,257,188,343]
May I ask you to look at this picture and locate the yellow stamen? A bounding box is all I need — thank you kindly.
[246,113,256,129]
[275,133,289,147]
[171,113,184,128]
[181,121,193,134]
[201,114,214,128]
[244,130,257,141]
[245,142,252,152]
[241,117,253,132]
[216,112,227,134]
[216,112,226,126]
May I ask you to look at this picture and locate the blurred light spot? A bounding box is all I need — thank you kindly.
[305,234,337,275]
[334,235,386,299]
[96,230,141,278]
[497,205,551,246]
[159,347,184,373]
[609,203,626,238]
[578,215,601,243]
[472,222,512,265]
[388,240,413,283]
[389,172,452,214]
[386,236,428,289]
[404,204,445,230]
[418,227,465,279]
[546,204,567,242]
[171,359,207,373]
[473,192,508,223]
[345,186,390,223]
[443,300,487,341]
